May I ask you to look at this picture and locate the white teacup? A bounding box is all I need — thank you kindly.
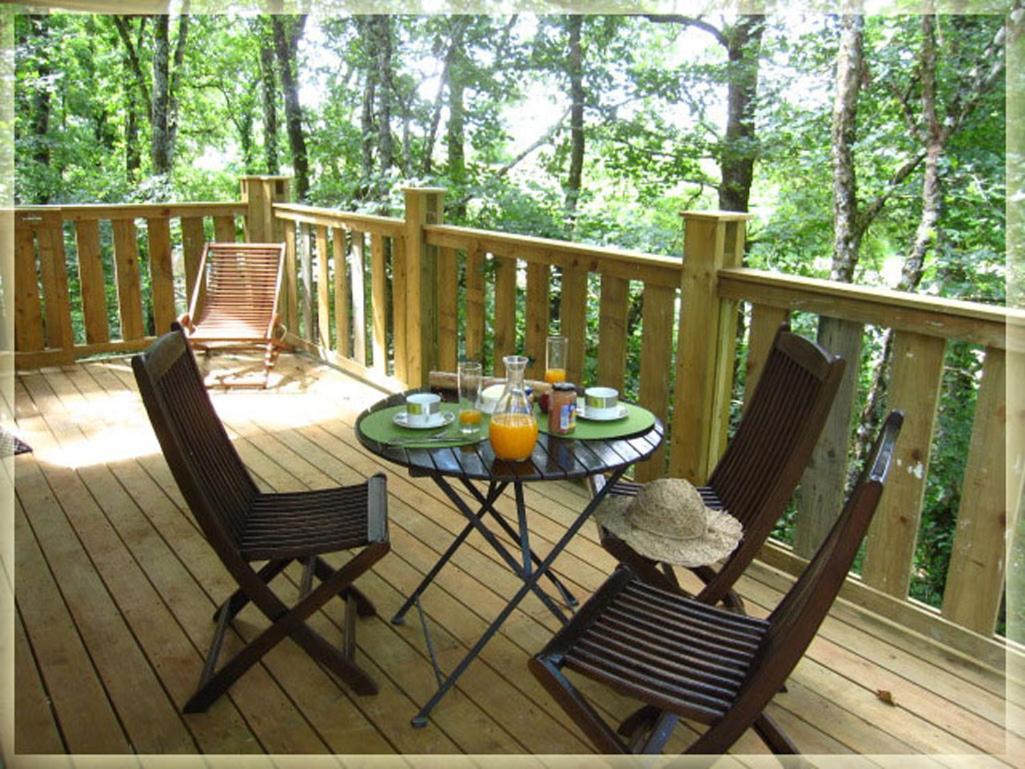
[406,392,442,426]
[584,387,619,418]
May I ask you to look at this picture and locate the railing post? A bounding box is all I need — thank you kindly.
[241,175,293,338]
[403,187,446,388]
[240,175,291,243]
[669,211,752,483]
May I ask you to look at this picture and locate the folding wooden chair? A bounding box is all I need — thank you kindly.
[178,242,287,386]
[594,325,845,611]
[531,411,903,755]
[133,326,389,713]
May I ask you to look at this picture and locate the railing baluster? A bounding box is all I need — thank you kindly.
[112,219,144,341]
[493,255,517,375]
[597,274,628,394]
[436,245,458,372]
[369,232,386,371]
[213,214,236,243]
[181,215,206,313]
[335,226,352,360]
[465,247,485,363]
[391,235,407,381]
[941,347,1011,635]
[524,262,549,381]
[299,222,313,341]
[282,221,298,335]
[635,284,675,482]
[743,303,788,409]
[861,331,946,597]
[315,224,331,350]
[146,217,176,334]
[350,230,368,367]
[14,216,44,352]
[560,264,588,386]
[37,210,74,351]
[74,219,109,345]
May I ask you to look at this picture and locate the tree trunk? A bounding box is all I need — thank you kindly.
[361,72,376,183]
[273,14,310,201]
[28,16,52,200]
[564,14,585,226]
[829,13,865,282]
[424,17,468,176]
[718,15,764,212]
[151,15,172,176]
[374,15,394,184]
[259,18,279,174]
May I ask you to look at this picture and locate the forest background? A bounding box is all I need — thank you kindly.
[11,5,1021,634]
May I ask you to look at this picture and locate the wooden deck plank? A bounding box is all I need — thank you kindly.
[13,603,66,754]
[11,353,1017,761]
[13,496,124,754]
[14,411,196,751]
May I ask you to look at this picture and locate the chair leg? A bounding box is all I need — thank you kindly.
[214,559,292,621]
[314,556,377,617]
[186,544,387,712]
[528,656,627,754]
[754,712,799,755]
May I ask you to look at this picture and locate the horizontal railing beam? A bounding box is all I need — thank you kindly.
[719,267,1022,350]
[424,223,683,289]
[273,203,404,239]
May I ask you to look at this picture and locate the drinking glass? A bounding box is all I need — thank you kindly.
[545,335,568,384]
[457,361,483,435]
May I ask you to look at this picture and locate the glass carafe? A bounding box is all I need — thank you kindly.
[489,355,539,461]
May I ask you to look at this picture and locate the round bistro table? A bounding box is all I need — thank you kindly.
[355,390,664,726]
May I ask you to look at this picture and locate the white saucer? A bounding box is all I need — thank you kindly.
[393,410,455,430]
[576,401,629,421]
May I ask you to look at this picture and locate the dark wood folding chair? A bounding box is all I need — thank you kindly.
[132,325,389,713]
[531,411,903,756]
[595,325,845,611]
[178,242,287,386]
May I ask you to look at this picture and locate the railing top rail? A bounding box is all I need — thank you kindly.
[272,202,404,238]
[424,223,683,288]
[15,202,247,221]
[719,267,1023,351]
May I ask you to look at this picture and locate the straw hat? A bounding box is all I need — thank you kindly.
[594,478,742,567]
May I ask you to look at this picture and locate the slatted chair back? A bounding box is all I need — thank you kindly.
[689,410,903,753]
[190,243,285,340]
[132,324,257,551]
[697,326,845,604]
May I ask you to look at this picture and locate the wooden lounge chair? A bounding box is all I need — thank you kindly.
[531,411,903,755]
[132,326,389,712]
[178,242,287,386]
[594,325,845,611]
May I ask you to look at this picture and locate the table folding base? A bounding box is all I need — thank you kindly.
[394,468,627,727]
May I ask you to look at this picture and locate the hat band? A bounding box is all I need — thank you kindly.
[631,519,706,542]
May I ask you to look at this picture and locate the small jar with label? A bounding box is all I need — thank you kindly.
[548,382,577,436]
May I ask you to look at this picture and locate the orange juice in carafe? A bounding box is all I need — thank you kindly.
[490,413,539,461]
[489,355,538,461]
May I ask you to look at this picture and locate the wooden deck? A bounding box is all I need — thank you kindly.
[8,353,1022,766]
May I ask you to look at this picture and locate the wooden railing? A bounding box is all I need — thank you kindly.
[717,268,1024,667]
[9,176,290,368]
[12,178,1022,667]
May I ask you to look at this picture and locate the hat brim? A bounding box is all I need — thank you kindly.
[596,500,742,568]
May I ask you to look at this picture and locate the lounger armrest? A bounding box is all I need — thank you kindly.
[177,313,195,333]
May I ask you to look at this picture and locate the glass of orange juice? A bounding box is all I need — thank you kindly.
[545,335,568,384]
[489,355,539,461]
[458,361,483,435]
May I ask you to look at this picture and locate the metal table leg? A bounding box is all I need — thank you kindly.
[391,480,508,624]
[410,466,627,727]
[459,478,579,607]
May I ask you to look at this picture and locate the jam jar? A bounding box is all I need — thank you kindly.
[548,382,577,436]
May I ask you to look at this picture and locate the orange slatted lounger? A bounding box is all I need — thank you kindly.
[178,242,287,387]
